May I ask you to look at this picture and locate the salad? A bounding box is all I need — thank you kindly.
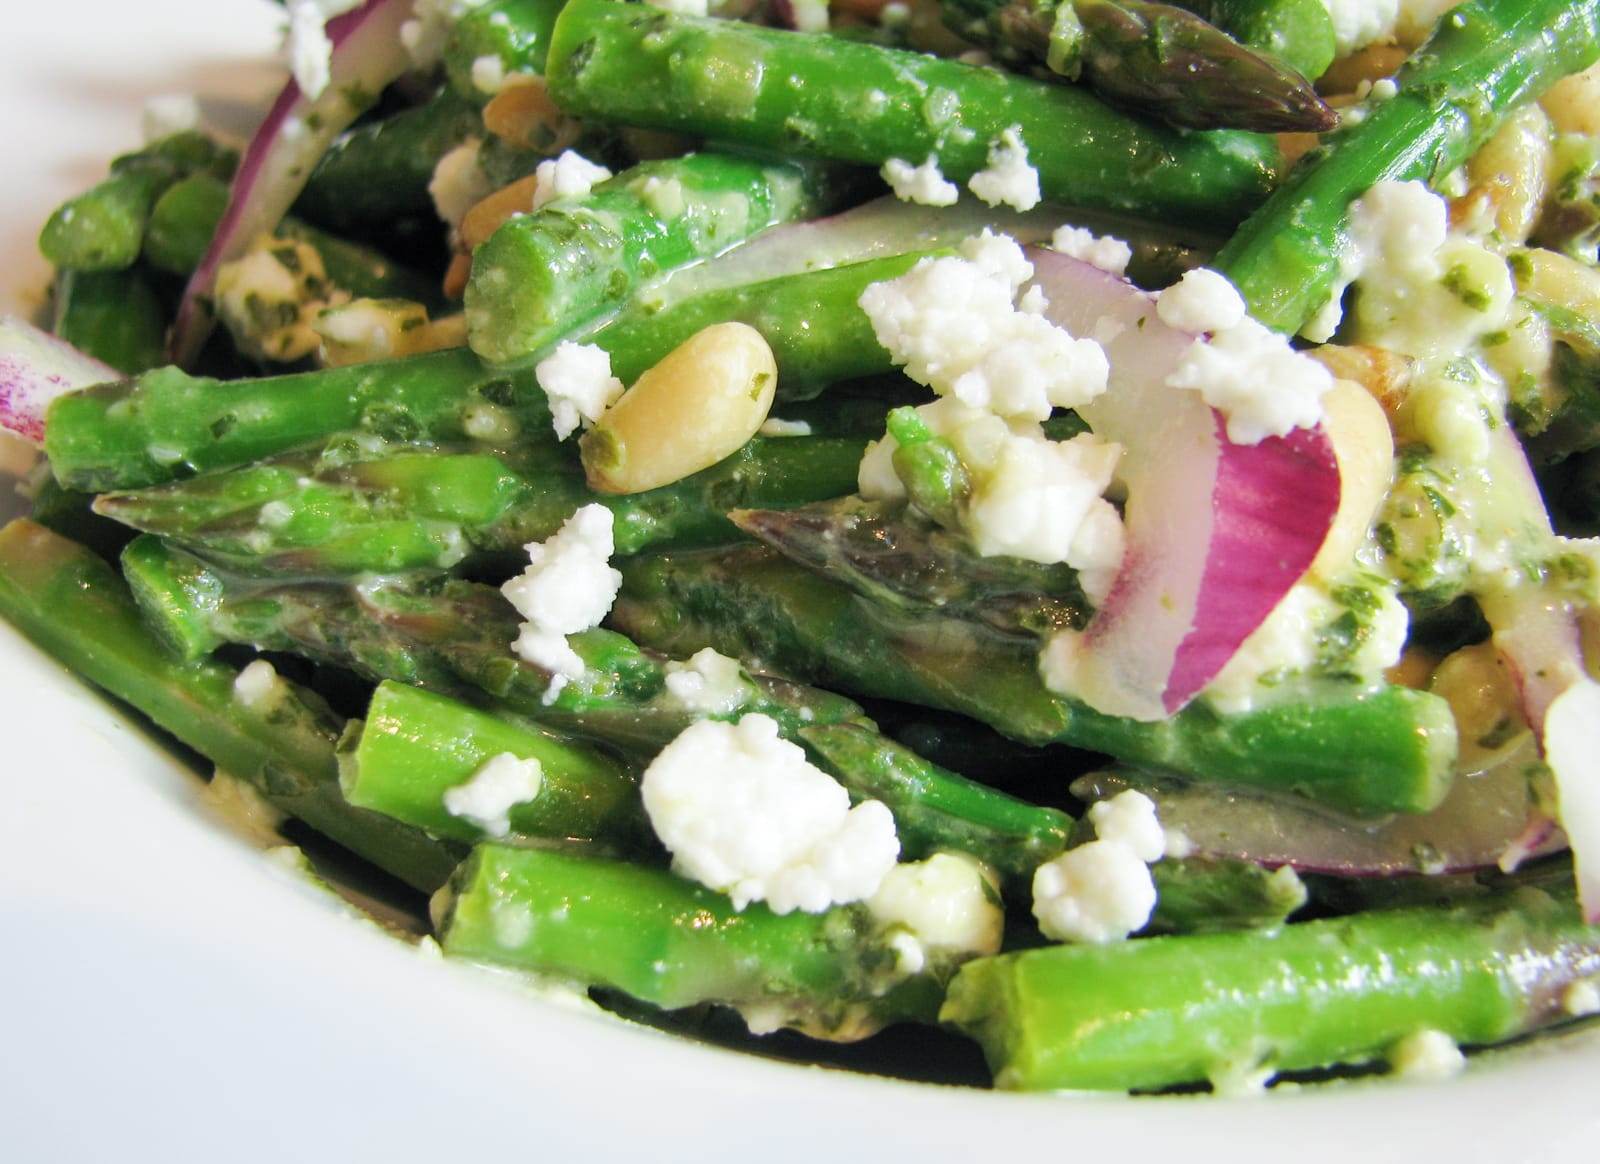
[4,0,1600,1096]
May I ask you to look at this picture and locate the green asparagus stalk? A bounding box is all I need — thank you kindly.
[611,545,1457,816]
[941,0,1334,131]
[943,883,1600,1091]
[544,0,1281,231]
[1146,858,1307,934]
[731,498,1091,640]
[95,433,870,576]
[51,267,168,375]
[1170,0,1336,79]
[44,348,554,494]
[436,843,945,1038]
[293,87,485,236]
[38,132,237,272]
[464,151,841,364]
[145,172,442,305]
[443,0,566,104]
[1213,0,1600,334]
[0,519,459,892]
[340,680,647,847]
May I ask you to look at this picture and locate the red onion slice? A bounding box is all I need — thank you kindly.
[171,0,417,366]
[0,317,119,445]
[1026,247,1341,720]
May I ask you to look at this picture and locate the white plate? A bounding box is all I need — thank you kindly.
[2,4,1598,1161]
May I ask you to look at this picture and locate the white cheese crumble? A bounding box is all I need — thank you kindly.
[1319,0,1399,56]
[442,752,544,837]
[881,155,960,207]
[1563,979,1600,1017]
[401,0,490,70]
[214,237,340,364]
[1166,314,1333,445]
[786,0,831,32]
[759,417,813,437]
[857,232,1108,421]
[283,0,362,100]
[857,397,1125,593]
[967,126,1040,211]
[867,852,1004,973]
[429,139,494,231]
[1388,1029,1466,1081]
[1031,839,1157,944]
[141,94,201,144]
[1049,225,1132,277]
[530,150,614,212]
[1156,268,1248,335]
[471,54,507,94]
[1088,790,1165,863]
[501,504,622,691]
[645,0,710,14]
[233,659,288,712]
[641,714,900,914]
[663,647,750,716]
[534,341,625,440]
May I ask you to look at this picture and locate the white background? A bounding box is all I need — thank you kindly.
[2,3,1599,1161]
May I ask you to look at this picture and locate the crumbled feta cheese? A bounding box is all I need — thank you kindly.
[1163,827,1196,860]
[759,417,813,437]
[645,0,709,13]
[637,175,687,219]
[1388,1029,1465,1080]
[1031,839,1157,944]
[141,94,201,144]
[1088,790,1165,862]
[1167,314,1332,444]
[471,54,507,94]
[663,648,750,716]
[502,504,622,687]
[868,852,1004,961]
[1319,0,1400,56]
[283,1,358,100]
[442,752,544,837]
[429,139,494,231]
[786,0,831,32]
[858,232,1108,421]
[202,768,289,846]
[1370,77,1398,100]
[1563,979,1600,1017]
[233,659,288,712]
[401,0,490,70]
[534,342,625,440]
[530,150,614,212]
[641,714,900,914]
[881,156,959,207]
[967,126,1040,211]
[1049,225,1132,277]
[214,237,338,364]
[1157,268,1248,335]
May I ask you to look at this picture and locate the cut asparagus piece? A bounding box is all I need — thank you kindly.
[1214,0,1600,334]
[340,681,646,847]
[51,268,168,376]
[435,843,945,1039]
[611,545,1458,816]
[544,0,1281,231]
[442,0,566,103]
[0,519,458,892]
[465,152,842,364]
[44,348,555,494]
[943,882,1600,1091]
[1146,857,1308,934]
[94,434,870,576]
[941,0,1334,131]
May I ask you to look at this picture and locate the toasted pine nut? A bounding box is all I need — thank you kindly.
[1542,62,1600,137]
[581,323,777,495]
[1429,642,1527,768]
[1455,104,1551,244]
[1309,344,1415,422]
[1311,379,1395,580]
[1516,246,1600,321]
[484,77,579,153]
[443,252,472,300]
[461,175,542,251]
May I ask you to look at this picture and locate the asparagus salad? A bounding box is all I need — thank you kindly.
[7,0,1600,1094]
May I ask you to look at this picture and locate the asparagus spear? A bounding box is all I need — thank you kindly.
[1213,0,1600,334]
[465,151,841,364]
[940,0,1334,131]
[1169,0,1336,79]
[543,0,1281,231]
[293,87,486,236]
[51,268,168,375]
[44,348,554,494]
[732,497,1092,640]
[340,680,647,847]
[442,0,566,104]
[95,433,870,576]
[943,883,1600,1091]
[37,132,237,272]
[0,519,458,892]
[611,545,1457,816]
[145,172,442,305]
[436,843,945,1038]
[1146,857,1307,934]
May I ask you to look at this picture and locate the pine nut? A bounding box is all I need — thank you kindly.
[1311,379,1395,580]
